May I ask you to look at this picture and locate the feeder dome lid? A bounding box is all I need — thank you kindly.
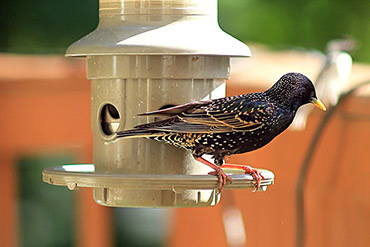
[66,16,251,57]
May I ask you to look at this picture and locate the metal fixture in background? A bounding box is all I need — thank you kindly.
[42,0,274,208]
[291,38,355,131]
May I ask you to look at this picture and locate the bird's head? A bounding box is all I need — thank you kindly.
[266,72,327,112]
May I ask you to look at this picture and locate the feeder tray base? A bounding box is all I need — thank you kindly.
[42,164,274,208]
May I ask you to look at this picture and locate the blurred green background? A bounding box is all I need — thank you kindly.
[0,0,369,62]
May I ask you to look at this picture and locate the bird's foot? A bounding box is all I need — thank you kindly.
[194,157,232,194]
[208,170,232,194]
[222,164,265,191]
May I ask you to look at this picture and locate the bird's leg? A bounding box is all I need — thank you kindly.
[194,157,232,193]
[221,163,265,191]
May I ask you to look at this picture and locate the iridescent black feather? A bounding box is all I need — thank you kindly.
[117,72,323,165]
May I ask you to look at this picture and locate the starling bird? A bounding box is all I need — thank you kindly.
[116,72,326,192]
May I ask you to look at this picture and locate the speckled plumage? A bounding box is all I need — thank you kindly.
[117,72,325,166]
[116,72,326,191]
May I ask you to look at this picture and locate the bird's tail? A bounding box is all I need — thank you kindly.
[116,128,162,139]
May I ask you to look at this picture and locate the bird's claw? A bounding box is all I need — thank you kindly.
[220,163,265,191]
[240,165,265,191]
[208,170,232,194]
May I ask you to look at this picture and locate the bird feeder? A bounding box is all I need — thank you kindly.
[42,0,274,207]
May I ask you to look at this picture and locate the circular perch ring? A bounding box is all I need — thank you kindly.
[42,164,274,191]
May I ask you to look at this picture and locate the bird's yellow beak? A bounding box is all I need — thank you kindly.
[311,98,326,111]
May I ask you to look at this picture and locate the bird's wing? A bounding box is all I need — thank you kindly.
[138,100,213,117]
[133,115,224,133]
[133,97,268,133]
[179,97,267,131]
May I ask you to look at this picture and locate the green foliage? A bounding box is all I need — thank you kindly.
[17,154,76,247]
[218,0,370,62]
[114,208,170,247]
[0,0,98,53]
[0,0,369,62]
